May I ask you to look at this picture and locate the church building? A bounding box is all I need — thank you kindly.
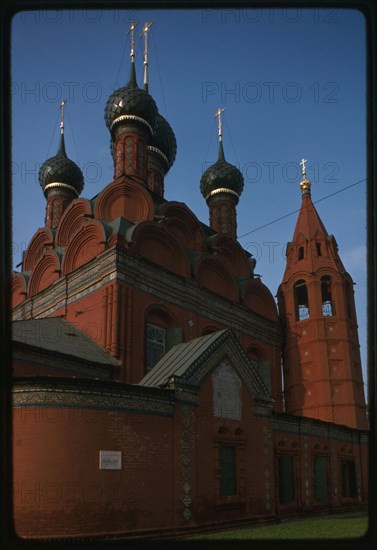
[11,23,368,539]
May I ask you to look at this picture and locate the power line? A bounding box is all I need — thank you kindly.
[239,178,366,239]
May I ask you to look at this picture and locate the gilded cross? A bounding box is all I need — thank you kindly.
[214,107,225,142]
[300,158,307,176]
[140,21,153,44]
[60,99,67,134]
[128,21,139,62]
[140,22,153,89]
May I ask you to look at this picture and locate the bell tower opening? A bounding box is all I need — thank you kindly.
[294,280,310,321]
[321,275,334,316]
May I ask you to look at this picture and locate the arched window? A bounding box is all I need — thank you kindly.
[321,276,335,316]
[298,246,304,260]
[146,323,166,372]
[145,308,182,373]
[294,280,310,321]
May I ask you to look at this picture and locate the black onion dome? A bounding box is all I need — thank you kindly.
[200,141,244,200]
[150,113,177,169]
[104,62,158,133]
[39,134,84,196]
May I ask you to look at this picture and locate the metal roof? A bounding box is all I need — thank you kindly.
[139,330,229,388]
[139,329,273,405]
[12,318,121,367]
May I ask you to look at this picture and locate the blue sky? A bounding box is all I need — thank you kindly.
[11,8,368,392]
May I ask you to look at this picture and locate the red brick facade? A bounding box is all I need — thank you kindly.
[11,46,368,540]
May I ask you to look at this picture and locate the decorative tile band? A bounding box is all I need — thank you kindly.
[181,404,192,520]
[12,380,175,417]
[262,419,272,512]
[303,436,310,506]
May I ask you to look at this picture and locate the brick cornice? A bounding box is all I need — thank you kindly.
[13,344,113,380]
[272,412,369,443]
[12,245,282,347]
[12,377,176,417]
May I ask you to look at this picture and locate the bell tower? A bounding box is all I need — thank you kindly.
[278,159,367,429]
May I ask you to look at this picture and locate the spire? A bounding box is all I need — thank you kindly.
[140,21,153,93]
[127,21,138,85]
[299,157,311,196]
[292,159,329,245]
[283,159,345,275]
[58,99,67,157]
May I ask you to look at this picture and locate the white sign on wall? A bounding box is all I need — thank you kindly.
[99,450,122,470]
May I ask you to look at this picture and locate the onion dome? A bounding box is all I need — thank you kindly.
[149,113,177,170]
[39,133,84,197]
[104,62,158,136]
[200,141,244,203]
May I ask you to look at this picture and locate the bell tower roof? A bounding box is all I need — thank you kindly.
[282,159,346,281]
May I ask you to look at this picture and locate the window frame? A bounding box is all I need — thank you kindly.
[145,322,166,373]
[278,453,296,505]
[321,275,335,317]
[340,459,357,499]
[313,455,329,503]
[219,445,237,497]
[294,279,310,321]
[214,439,246,506]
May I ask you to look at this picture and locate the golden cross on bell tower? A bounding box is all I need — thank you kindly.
[140,21,153,91]
[128,20,139,62]
[60,99,67,135]
[214,107,225,142]
[300,158,307,178]
[299,157,311,195]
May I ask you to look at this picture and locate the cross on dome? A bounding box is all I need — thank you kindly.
[127,21,139,62]
[214,107,225,142]
[60,99,67,134]
[140,21,153,92]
